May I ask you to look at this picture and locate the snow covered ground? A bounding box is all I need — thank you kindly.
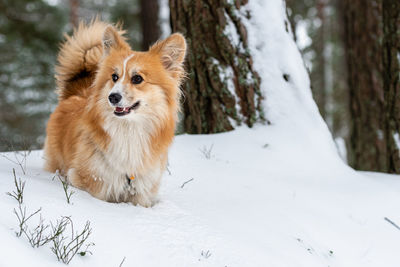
[1,1,399,266]
[1,127,400,267]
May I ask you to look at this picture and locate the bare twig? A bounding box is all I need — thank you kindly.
[13,205,41,237]
[7,167,93,263]
[199,144,214,159]
[166,161,172,175]
[53,172,74,204]
[10,178,56,248]
[50,217,94,264]
[180,178,194,188]
[119,257,126,267]
[0,144,31,175]
[200,250,212,259]
[6,168,25,204]
[384,217,400,231]
[23,215,54,248]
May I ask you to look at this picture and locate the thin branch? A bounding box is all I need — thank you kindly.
[200,250,212,259]
[6,168,25,204]
[119,256,126,267]
[166,161,172,175]
[50,217,94,264]
[180,178,194,188]
[13,205,41,237]
[23,214,54,248]
[199,144,214,159]
[384,217,400,231]
[53,172,74,204]
[0,148,31,175]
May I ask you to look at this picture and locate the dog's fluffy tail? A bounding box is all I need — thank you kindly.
[55,20,123,100]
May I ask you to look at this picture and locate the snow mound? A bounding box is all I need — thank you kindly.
[243,0,339,161]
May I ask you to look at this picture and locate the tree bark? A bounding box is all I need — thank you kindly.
[312,0,328,119]
[169,0,264,134]
[140,0,161,50]
[342,0,386,171]
[382,0,400,173]
[69,0,79,28]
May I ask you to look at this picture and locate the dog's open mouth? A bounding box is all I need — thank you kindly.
[114,101,140,116]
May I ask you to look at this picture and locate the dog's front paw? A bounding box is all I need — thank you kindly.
[131,193,155,208]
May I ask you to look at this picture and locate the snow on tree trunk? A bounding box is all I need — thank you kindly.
[167,0,338,158]
[244,0,337,153]
[169,0,264,134]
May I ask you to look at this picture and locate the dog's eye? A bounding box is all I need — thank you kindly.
[131,74,143,84]
[112,73,119,82]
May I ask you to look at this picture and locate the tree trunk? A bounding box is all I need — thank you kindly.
[140,0,161,50]
[169,0,264,134]
[312,0,328,119]
[342,0,386,171]
[69,0,79,28]
[331,0,350,141]
[382,0,400,173]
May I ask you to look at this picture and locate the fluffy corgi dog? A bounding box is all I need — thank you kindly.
[44,21,186,207]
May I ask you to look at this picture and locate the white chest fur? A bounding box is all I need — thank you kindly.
[90,116,163,203]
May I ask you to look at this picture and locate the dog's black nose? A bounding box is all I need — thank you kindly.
[108,93,122,104]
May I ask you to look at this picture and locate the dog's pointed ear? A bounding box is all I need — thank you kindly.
[150,33,187,79]
[102,26,127,55]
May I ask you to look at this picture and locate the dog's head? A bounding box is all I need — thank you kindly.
[93,26,186,124]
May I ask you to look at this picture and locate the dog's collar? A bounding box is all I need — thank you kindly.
[126,174,135,185]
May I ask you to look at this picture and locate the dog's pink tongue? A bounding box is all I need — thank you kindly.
[115,107,124,112]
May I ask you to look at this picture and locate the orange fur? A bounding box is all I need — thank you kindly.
[44,20,186,207]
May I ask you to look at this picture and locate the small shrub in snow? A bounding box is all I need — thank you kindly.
[6,168,25,205]
[24,215,54,248]
[199,144,214,159]
[8,168,94,264]
[53,171,75,204]
[0,148,31,175]
[50,217,94,264]
[12,204,41,238]
[7,170,42,239]
[200,250,212,259]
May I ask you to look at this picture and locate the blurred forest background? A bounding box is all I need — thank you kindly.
[0,0,399,174]
[286,0,349,153]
